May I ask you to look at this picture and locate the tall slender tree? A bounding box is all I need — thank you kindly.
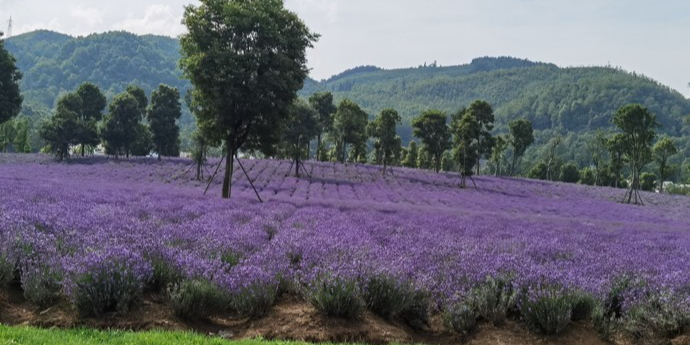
[466,100,494,175]
[332,99,368,164]
[412,110,450,173]
[148,84,182,159]
[76,83,106,156]
[613,104,658,204]
[180,0,317,199]
[282,99,319,177]
[607,133,627,188]
[451,110,480,188]
[369,108,402,175]
[490,135,508,176]
[309,92,337,161]
[507,118,534,176]
[653,137,677,193]
[101,92,142,158]
[403,141,418,168]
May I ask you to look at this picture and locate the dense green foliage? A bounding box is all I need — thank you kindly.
[0,32,23,125]
[148,84,182,159]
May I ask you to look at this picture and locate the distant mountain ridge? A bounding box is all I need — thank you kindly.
[5,30,690,165]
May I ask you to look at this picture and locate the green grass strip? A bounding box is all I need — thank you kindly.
[0,325,317,345]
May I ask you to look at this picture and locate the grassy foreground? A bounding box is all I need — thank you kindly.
[0,325,318,345]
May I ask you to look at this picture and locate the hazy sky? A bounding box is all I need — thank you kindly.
[1,0,689,97]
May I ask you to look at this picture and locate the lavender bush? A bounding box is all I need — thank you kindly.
[65,247,152,316]
[1,154,689,339]
[169,279,230,318]
[519,284,575,335]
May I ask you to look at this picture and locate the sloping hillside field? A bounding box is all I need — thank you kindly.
[1,154,689,344]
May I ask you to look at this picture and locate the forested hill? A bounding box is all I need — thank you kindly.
[6,30,690,164]
[302,57,690,135]
[5,30,190,117]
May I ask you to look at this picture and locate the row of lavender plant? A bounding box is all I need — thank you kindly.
[1,155,689,341]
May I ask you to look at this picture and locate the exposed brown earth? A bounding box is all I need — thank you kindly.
[1,287,687,345]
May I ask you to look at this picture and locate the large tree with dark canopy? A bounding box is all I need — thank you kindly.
[76,82,106,156]
[613,104,658,204]
[308,92,337,161]
[180,0,317,199]
[148,84,182,159]
[412,110,450,173]
[101,92,142,158]
[0,32,23,125]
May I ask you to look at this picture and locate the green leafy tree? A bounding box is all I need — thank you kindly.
[606,133,627,188]
[332,99,368,164]
[653,137,677,192]
[544,135,563,181]
[130,123,153,157]
[508,118,534,176]
[369,108,402,175]
[613,104,658,204]
[559,163,580,183]
[640,172,657,192]
[11,119,32,153]
[309,92,337,161]
[527,162,548,180]
[180,0,317,198]
[417,145,431,170]
[403,141,418,168]
[0,32,23,125]
[148,84,182,159]
[490,135,508,176]
[101,92,142,158]
[126,85,148,115]
[412,110,450,173]
[0,121,14,152]
[282,100,319,177]
[40,107,79,161]
[451,109,480,188]
[579,167,596,185]
[586,130,610,186]
[466,100,494,175]
[76,83,106,156]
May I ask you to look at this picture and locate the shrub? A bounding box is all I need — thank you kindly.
[400,290,431,330]
[363,274,415,318]
[443,301,478,336]
[571,291,595,321]
[640,172,657,192]
[169,279,229,318]
[622,292,690,343]
[148,254,181,293]
[559,163,580,183]
[307,275,364,319]
[519,285,574,335]
[579,167,596,185]
[66,247,152,317]
[468,276,518,326]
[0,253,13,287]
[225,266,279,318]
[21,263,63,307]
[592,300,619,340]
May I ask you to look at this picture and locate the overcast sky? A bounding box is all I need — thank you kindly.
[1,0,689,97]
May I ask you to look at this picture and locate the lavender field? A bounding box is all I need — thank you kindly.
[1,154,689,340]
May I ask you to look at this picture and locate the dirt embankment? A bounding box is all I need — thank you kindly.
[2,287,688,345]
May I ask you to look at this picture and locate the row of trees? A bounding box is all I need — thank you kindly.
[40,82,182,160]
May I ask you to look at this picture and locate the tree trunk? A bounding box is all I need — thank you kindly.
[81,144,85,157]
[476,155,480,176]
[342,142,347,164]
[316,133,322,161]
[196,161,202,181]
[222,144,234,199]
[158,153,161,161]
[295,157,300,177]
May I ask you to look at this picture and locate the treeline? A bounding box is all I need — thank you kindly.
[39,82,181,160]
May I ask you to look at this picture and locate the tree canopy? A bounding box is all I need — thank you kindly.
[0,32,23,126]
[148,84,182,159]
[412,110,450,173]
[180,0,318,198]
